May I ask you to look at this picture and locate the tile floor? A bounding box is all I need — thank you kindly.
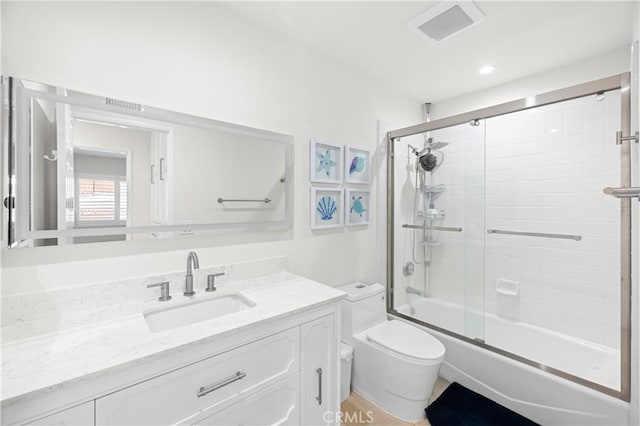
[340,377,450,426]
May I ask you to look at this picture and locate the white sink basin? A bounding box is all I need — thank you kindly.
[144,292,255,332]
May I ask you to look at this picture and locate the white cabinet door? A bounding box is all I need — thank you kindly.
[26,401,94,426]
[194,374,299,425]
[300,315,335,426]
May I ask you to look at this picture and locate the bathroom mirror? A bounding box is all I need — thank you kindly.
[3,77,292,246]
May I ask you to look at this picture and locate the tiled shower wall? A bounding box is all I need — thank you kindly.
[484,91,621,348]
[393,90,621,349]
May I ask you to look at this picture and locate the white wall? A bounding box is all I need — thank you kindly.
[431,47,630,120]
[0,2,421,294]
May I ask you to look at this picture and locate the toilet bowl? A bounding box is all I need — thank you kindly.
[338,282,445,422]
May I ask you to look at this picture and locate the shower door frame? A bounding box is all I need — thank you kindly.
[386,72,633,401]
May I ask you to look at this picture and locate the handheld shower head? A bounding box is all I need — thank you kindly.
[418,153,439,171]
[416,138,448,172]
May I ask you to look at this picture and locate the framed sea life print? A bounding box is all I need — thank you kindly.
[310,139,343,184]
[346,189,370,226]
[345,146,370,184]
[310,187,343,229]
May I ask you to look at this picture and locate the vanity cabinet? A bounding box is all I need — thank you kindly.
[96,328,300,425]
[89,314,337,425]
[3,289,342,426]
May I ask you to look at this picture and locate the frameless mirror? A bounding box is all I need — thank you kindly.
[4,77,292,246]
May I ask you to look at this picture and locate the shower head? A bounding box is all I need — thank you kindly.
[430,141,449,150]
[426,137,449,151]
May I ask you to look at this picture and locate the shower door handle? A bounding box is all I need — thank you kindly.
[603,187,640,200]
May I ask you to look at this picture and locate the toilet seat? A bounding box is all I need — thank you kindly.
[366,320,445,361]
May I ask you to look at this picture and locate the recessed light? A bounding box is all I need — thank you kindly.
[478,65,495,75]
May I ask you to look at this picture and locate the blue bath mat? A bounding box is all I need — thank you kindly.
[426,382,539,426]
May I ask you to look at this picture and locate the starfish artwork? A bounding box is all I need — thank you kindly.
[316,149,336,177]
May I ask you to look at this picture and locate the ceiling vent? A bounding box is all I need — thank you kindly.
[409,1,484,43]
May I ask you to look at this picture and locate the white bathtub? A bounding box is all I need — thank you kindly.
[395,297,629,425]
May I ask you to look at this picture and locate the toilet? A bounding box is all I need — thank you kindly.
[338,281,445,422]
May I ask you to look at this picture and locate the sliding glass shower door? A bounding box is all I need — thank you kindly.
[388,73,631,399]
[482,90,622,391]
[390,121,485,342]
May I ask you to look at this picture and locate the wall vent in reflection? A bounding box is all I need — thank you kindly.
[104,97,144,112]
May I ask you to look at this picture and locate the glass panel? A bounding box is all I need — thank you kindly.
[483,90,621,390]
[393,121,486,341]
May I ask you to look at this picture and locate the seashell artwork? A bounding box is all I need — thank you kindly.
[317,196,337,221]
[349,155,365,175]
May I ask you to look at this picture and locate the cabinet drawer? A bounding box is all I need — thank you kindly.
[194,374,300,425]
[96,328,299,425]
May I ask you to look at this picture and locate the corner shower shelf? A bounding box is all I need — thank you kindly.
[422,184,446,194]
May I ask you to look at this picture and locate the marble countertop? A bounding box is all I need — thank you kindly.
[1,273,345,405]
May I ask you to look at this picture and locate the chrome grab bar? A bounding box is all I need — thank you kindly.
[603,187,640,199]
[217,198,271,204]
[487,229,582,241]
[402,224,462,232]
[197,371,246,398]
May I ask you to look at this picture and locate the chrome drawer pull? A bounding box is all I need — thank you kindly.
[315,368,323,405]
[197,371,246,398]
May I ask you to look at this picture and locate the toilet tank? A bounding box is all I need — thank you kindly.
[337,282,387,345]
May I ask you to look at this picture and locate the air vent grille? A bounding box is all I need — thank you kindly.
[409,1,484,43]
[105,97,144,112]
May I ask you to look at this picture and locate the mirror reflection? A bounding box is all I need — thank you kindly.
[10,78,291,246]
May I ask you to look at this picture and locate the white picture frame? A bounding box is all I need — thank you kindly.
[344,146,370,184]
[310,139,343,184]
[346,188,370,226]
[310,187,344,229]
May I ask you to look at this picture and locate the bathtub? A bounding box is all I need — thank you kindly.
[394,297,629,425]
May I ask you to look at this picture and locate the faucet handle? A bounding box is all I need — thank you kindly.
[206,273,225,292]
[148,281,172,302]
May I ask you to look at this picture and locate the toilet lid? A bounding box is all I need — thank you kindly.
[366,320,445,361]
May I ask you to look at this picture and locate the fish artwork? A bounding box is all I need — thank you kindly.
[349,155,365,175]
[317,196,337,221]
[317,149,336,177]
[350,196,365,217]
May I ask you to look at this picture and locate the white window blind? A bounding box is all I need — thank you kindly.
[75,174,127,227]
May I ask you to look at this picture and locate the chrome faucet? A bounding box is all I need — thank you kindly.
[184,251,200,296]
[406,286,423,296]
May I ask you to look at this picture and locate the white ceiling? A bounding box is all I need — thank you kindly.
[220,1,637,103]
